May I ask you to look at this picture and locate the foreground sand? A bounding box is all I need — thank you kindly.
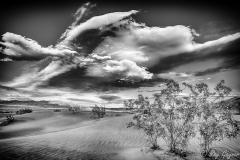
[0,106,240,160]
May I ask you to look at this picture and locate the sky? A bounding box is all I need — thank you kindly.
[0,0,240,107]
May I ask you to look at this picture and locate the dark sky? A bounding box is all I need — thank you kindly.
[1,0,239,81]
[0,0,239,48]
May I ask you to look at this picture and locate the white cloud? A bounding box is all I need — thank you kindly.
[0,57,13,61]
[87,59,153,81]
[0,32,77,60]
[191,33,240,51]
[59,10,138,45]
[93,25,195,65]
[157,72,212,83]
[91,54,111,61]
[94,25,240,67]
[104,60,153,80]
[157,72,192,79]
[1,3,240,92]
[109,50,149,63]
[3,60,75,89]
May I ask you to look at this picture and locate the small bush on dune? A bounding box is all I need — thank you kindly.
[68,106,82,113]
[124,99,135,114]
[0,115,15,126]
[91,105,106,119]
[54,109,61,112]
[16,108,32,115]
[0,110,13,113]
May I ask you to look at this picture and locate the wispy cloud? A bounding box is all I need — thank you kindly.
[0,32,77,60]
[157,72,193,79]
[3,60,75,89]
[0,57,12,61]
[60,10,138,44]
[67,98,97,104]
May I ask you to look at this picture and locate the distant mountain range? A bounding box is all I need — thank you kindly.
[224,97,240,114]
[0,100,67,108]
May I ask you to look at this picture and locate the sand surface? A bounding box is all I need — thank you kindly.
[0,105,240,160]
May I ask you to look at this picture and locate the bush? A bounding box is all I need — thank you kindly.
[183,80,240,157]
[91,105,106,119]
[54,109,61,112]
[126,79,240,157]
[68,106,82,113]
[127,80,196,151]
[16,108,32,115]
[124,99,135,114]
[0,115,15,126]
[127,94,164,150]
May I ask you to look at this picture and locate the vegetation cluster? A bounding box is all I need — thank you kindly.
[125,80,240,158]
[91,105,106,119]
[16,108,33,115]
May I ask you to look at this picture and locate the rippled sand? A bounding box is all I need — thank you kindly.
[0,108,240,160]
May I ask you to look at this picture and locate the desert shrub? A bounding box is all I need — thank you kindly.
[127,94,166,150]
[0,110,12,113]
[153,80,196,152]
[124,99,135,114]
[0,115,15,126]
[183,80,240,158]
[54,109,61,112]
[126,79,240,157]
[127,80,196,151]
[16,108,32,115]
[91,105,106,119]
[68,106,82,113]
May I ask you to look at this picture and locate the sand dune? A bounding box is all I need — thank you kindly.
[0,108,240,160]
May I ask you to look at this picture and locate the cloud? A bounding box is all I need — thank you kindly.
[98,94,126,104]
[0,84,36,101]
[191,33,240,51]
[157,72,193,79]
[0,57,12,61]
[109,50,149,63]
[93,24,240,69]
[195,20,240,43]
[87,59,153,81]
[194,64,240,77]
[156,71,209,83]
[57,8,139,55]
[91,54,111,60]
[61,10,138,43]
[0,85,18,91]
[67,98,97,103]
[98,95,121,101]
[93,25,196,66]
[0,32,77,60]
[193,38,240,76]
[1,2,240,92]
[3,59,75,89]
[59,2,97,41]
